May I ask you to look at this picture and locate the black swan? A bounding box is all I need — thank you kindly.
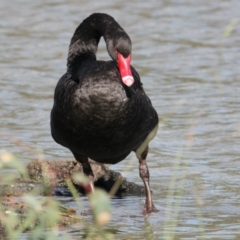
[51,13,159,214]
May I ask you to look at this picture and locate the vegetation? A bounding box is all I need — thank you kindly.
[0,150,113,240]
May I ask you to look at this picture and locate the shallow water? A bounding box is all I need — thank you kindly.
[1,0,240,239]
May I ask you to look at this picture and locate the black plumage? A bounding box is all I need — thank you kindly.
[51,13,158,214]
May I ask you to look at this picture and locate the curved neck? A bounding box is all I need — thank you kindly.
[67,13,121,79]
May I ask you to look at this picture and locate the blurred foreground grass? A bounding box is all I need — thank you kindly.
[0,150,113,240]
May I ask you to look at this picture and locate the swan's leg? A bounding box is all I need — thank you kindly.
[138,146,158,214]
[81,160,95,193]
[73,153,95,193]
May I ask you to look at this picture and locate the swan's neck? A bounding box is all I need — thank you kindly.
[67,14,116,80]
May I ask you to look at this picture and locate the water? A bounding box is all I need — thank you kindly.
[1,0,240,239]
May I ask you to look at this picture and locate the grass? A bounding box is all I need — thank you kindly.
[0,149,113,240]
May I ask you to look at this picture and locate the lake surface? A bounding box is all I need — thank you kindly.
[1,0,240,239]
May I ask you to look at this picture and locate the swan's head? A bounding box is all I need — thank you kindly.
[106,36,134,87]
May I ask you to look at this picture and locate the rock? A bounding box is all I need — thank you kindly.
[26,159,145,196]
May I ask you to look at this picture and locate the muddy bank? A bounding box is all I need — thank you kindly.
[1,159,145,197]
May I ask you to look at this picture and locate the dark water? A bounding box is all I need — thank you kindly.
[1,0,240,239]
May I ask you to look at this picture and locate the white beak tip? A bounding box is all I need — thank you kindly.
[122,76,134,87]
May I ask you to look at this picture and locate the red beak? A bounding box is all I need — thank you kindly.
[117,53,134,87]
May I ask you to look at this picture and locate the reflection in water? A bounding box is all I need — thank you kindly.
[1,0,240,239]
